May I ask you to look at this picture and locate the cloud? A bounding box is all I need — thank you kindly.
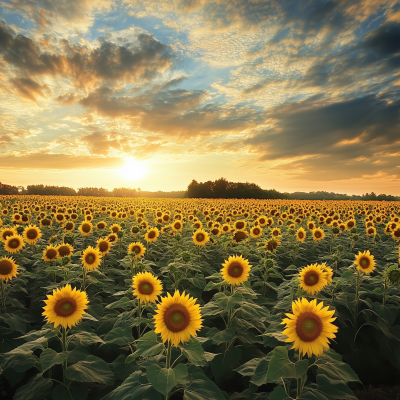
[0,23,178,93]
[10,77,50,103]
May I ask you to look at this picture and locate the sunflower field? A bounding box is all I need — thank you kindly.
[1,196,400,400]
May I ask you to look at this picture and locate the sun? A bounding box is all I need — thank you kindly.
[119,158,148,181]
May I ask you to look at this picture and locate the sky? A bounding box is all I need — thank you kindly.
[0,0,400,195]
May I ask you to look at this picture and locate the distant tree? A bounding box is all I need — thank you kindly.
[0,182,19,195]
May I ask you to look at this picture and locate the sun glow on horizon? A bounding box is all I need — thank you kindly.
[119,158,149,181]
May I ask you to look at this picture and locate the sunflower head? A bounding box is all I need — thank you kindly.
[312,228,325,241]
[221,255,251,286]
[0,257,18,281]
[0,227,17,242]
[172,220,183,232]
[110,224,122,234]
[43,245,58,261]
[145,228,160,243]
[234,220,246,231]
[389,268,400,285]
[5,234,25,253]
[296,228,306,242]
[96,221,107,230]
[250,226,263,238]
[57,243,73,258]
[79,222,93,236]
[23,225,42,244]
[132,272,163,303]
[154,291,203,347]
[81,246,102,271]
[299,264,329,295]
[232,230,248,243]
[193,229,209,246]
[354,250,375,274]
[42,284,89,329]
[107,233,118,243]
[282,298,338,357]
[265,238,281,252]
[96,238,112,255]
[128,242,146,258]
[64,221,75,232]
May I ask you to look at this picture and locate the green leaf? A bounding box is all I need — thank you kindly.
[315,350,360,383]
[65,355,114,385]
[133,331,164,358]
[52,385,89,400]
[146,365,177,397]
[210,347,242,384]
[104,327,134,346]
[105,297,135,309]
[101,371,162,400]
[266,346,309,382]
[214,292,242,309]
[14,374,53,400]
[206,327,236,345]
[201,302,222,316]
[298,390,329,400]
[312,374,357,399]
[1,310,27,333]
[192,274,207,289]
[40,348,69,372]
[235,358,262,377]
[0,351,38,372]
[69,331,105,346]
[174,363,188,384]
[269,386,292,400]
[183,365,225,400]
[111,355,140,381]
[250,354,273,386]
[181,337,208,366]
[82,312,98,322]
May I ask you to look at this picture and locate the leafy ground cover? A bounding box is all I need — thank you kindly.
[1,196,400,400]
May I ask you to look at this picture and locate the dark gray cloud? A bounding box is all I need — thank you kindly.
[10,77,50,102]
[0,23,178,91]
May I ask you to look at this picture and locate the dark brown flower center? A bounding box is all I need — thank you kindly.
[304,271,319,286]
[65,222,74,230]
[253,228,260,235]
[8,238,21,249]
[296,312,323,342]
[298,231,304,239]
[0,259,13,275]
[58,245,71,257]
[82,224,91,233]
[236,221,245,230]
[108,234,117,242]
[97,223,105,229]
[393,229,400,238]
[99,241,109,252]
[359,257,370,269]
[2,230,13,240]
[85,253,96,264]
[46,249,58,260]
[112,226,119,233]
[54,298,77,317]
[148,231,156,239]
[164,304,190,332]
[228,262,244,278]
[27,229,38,239]
[196,233,205,242]
[233,231,247,242]
[56,214,64,221]
[314,231,322,238]
[138,281,153,294]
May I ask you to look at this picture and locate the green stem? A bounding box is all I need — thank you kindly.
[166,341,172,369]
[62,327,68,384]
[354,270,361,337]
[297,352,303,397]
[0,279,5,314]
[82,267,87,291]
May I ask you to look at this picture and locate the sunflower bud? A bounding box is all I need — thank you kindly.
[350,227,358,234]
[374,234,381,242]
[64,234,74,245]
[131,226,140,234]
[266,259,274,268]
[337,245,343,252]
[117,230,124,238]
[332,227,340,235]
[175,233,181,241]
[389,269,400,285]
[182,252,191,262]
[49,235,57,244]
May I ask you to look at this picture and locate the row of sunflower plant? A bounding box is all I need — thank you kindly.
[1,196,400,399]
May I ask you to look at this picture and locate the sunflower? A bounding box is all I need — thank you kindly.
[81,246,102,271]
[321,264,333,284]
[312,228,325,241]
[154,291,203,347]
[296,228,306,242]
[345,219,356,231]
[0,227,17,242]
[110,224,122,234]
[232,230,248,243]
[55,213,65,223]
[299,264,328,295]
[210,227,221,237]
[42,284,89,329]
[23,225,42,244]
[132,272,163,303]
[307,221,316,231]
[4,234,24,253]
[107,233,118,243]
[12,213,22,223]
[96,221,107,230]
[0,257,18,281]
[391,226,400,242]
[250,226,263,238]
[96,238,112,255]
[354,250,375,274]
[366,226,377,236]
[389,269,400,285]
[233,220,247,231]
[62,221,74,232]
[161,225,172,234]
[57,243,73,258]
[172,220,183,232]
[282,298,338,357]
[257,216,267,226]
[40,218,52,227]
[145,227,160,243]
[222,224,231,234]
[79,222,93,236]
[193,229,209,246]
[221,255,251,286]
[271,228,281,237]
[128,242,146,258]
[265,238,281,252]
[43,245,59,262]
